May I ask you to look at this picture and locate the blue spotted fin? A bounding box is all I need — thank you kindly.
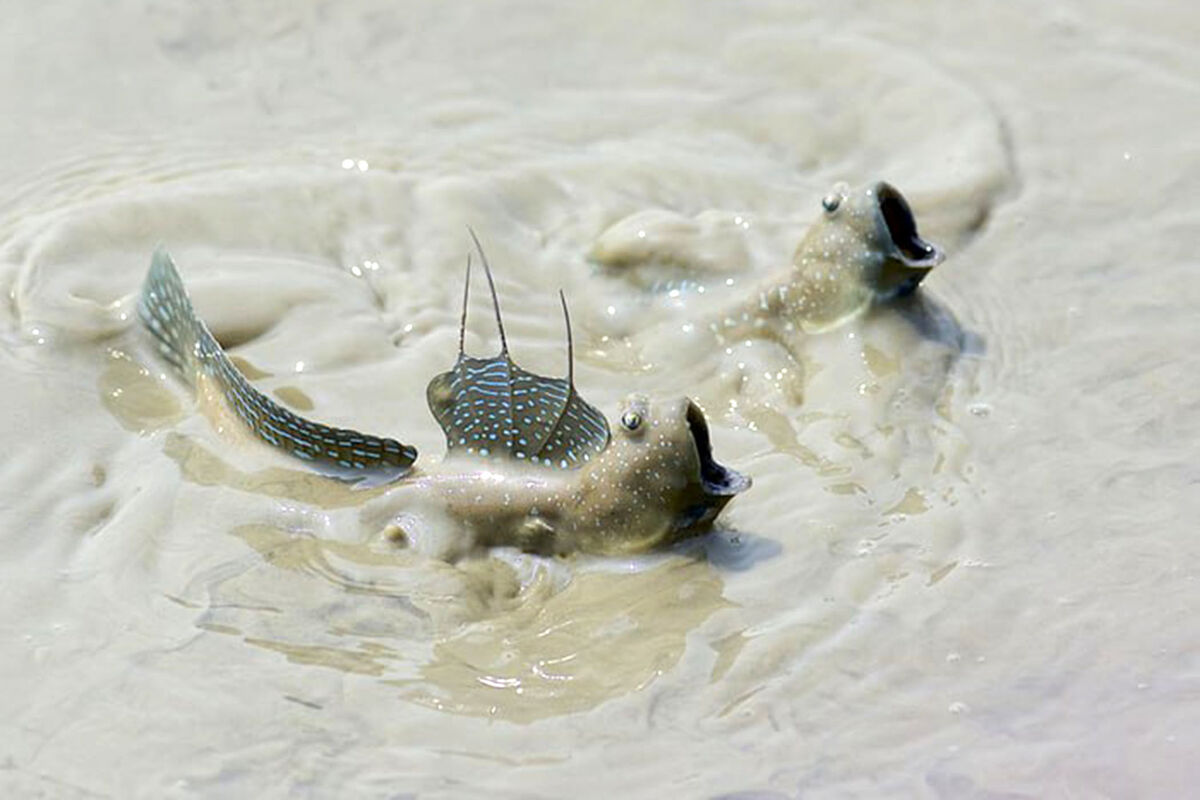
[138,248,417,487]
[426,235,610,469]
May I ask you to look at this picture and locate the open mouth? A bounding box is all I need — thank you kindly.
[686,402,751,497]
[878,183,943,268]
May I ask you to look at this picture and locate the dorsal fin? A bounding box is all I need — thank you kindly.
[457,253,471,356]
[426,235,610,469]
[467,226,508,356]
[559,289,574,387]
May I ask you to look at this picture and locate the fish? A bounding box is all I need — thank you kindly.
[138,237,750,556]
[712,181,945,347]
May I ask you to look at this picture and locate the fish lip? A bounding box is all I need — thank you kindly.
[685,401,751,498]
[876,182,944,270]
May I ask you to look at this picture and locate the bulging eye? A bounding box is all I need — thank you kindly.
[621,410,642,431]
[822,182,849,214]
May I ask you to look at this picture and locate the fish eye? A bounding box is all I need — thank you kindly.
[821,193,841,213]
[621,410,642,431]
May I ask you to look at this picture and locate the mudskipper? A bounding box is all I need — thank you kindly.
[139,237,750,557]
[712,181,945,349]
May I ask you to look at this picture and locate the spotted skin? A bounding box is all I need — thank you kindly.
[377,394,749,558]
[138,248,416,486]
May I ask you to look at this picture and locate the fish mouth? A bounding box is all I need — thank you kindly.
[686,401,751,497]
[671,401,750,536]
[876,182,944,297]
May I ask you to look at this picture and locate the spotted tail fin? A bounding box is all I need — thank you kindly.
[138,248,416,486]
[139,247,203,376]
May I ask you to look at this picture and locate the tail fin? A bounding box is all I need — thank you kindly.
[139,247,202,377]
[138,249,417,486]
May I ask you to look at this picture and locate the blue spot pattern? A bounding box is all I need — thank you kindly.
[138,249,417,483]
[426,353,610,469]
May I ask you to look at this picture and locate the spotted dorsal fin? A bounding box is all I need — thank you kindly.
[425,236,610,469]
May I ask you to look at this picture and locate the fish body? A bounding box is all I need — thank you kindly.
[139,244,749,556]
[399,395,740,555]
[713,181,944,347]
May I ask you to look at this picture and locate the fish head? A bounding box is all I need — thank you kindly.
[580,394,750,548]
[799,181,945,300]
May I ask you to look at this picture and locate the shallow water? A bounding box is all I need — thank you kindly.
[2,1,1198,796]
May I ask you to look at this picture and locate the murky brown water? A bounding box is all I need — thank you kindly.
[2,1,1198,796]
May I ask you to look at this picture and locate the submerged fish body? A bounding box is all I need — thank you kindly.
[713,181,945,347]
[139,244,749,556]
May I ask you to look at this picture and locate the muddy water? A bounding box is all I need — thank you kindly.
[2,1,1198,796]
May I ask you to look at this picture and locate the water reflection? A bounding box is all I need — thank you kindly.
[393,556,729,722]
[677,529,783,573]
[163,433,389,509]
[889,291,985,359]
[186,521,731,723]
[98,348,183,433]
